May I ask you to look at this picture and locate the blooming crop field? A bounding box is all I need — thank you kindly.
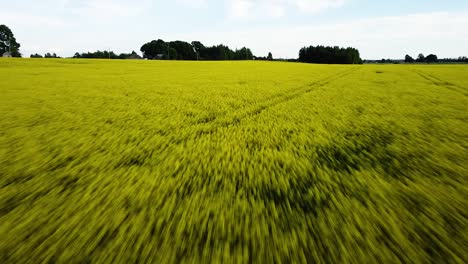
[1,59,467,263]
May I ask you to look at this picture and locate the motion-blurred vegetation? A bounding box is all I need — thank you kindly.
[1,59,467,263]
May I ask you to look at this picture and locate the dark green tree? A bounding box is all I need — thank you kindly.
[405,54,415,63]
[234,47,253,60]
[168,48,178,60]
[0,24,21,57]
[44,53,59,58]
[425,54,438,63]
[141,39,254,61]
[267,52,273,61]
[191,41,205,52]
[140,39,168,59]
[73,50,118,59]
[416,53,425,62]
[299,45,362,64]
[191,41,205,60]
[169,41,196,60]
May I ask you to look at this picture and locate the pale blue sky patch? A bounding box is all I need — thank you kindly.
[1,0,467,59]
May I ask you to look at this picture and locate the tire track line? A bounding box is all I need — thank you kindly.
[413,70,468,96]
[194,67,358,127]
[158,67,361,142]
[180,67,362,141]
[216,67,361,128]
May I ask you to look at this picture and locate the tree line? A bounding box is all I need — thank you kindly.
[72,50,141,59]
[140,39,254,60]
[405,53,468,63]
[405,53,438,63]
[299,45,363,64]
[31,53,61,58]
[32,51,140,60]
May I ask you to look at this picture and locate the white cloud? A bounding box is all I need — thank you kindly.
[72,0,152,23]
[0,12,66,27]
[228,0,255,19]
[265,3,286,18]
[296,0,346,13]
[227,0,348,19]
[176,0,208,8]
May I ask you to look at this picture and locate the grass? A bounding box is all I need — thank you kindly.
[0,58,467,263]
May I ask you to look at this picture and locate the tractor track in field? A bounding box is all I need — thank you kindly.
[195,67,359,127]
[217,67,360,128]
[121,67,360,147]
[108,67,361,148]
[188,67,360,138]
[413,70,468,96]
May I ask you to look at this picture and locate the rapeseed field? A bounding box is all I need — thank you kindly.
[1,59,467,263]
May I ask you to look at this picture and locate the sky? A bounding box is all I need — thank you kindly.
[1,0,468,59]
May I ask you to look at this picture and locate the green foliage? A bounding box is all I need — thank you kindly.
[410,53,440,63]
[30,53,43,58]
[0,60,467,263]
[44,53,60,58]
[0,24,21,57]
[73,50,140,59]
[299,45,362,64]
[417,53,426,62]
[141,39,253,60]
[425,54,439,63]
[405,54,415,63]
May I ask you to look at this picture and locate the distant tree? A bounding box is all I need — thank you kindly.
[141,39,254,61]
[299,45,362,64]
[234,47,253,60]
[30,53,43,58]
[168,41,197,60]
[267,52,273,61]
[405,54,414,63]
[140,39,170,59]
[191,41,205,52]
[416,53,425,62]
[44,53,59,58]
[0,24,21,57]
[191,41,205,60]
[425,54,438,63]
[168,48,178,60]
[73,50,139,59]
[114,51,141,59]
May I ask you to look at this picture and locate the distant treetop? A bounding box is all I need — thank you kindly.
[298,45,362,64]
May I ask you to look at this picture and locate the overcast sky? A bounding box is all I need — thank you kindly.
[2,0,468,59]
